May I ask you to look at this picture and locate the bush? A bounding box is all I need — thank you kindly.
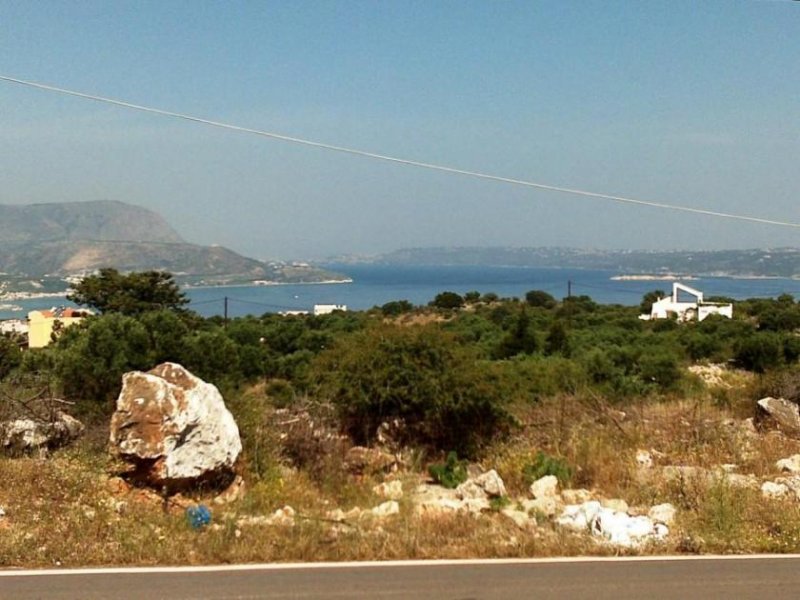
[380,300,414,316]
[431,291,464,310]
[0,336,22,380]
[735,332,785,373]
[53,313,151,403]
[312,324,511,455]
[525,290,557,309]
[522,451,573,485]
[428,451,468,489]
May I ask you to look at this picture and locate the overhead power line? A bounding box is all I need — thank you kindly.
[2,74,799,229]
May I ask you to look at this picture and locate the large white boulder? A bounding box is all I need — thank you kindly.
[109,362,242,487]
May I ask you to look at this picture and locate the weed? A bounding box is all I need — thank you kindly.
[522,451,573,486]
[428,452,467,489]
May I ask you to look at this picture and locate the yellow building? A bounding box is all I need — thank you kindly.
[27,307,92,348]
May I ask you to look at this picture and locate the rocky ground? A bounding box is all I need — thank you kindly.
[4,363,800,567]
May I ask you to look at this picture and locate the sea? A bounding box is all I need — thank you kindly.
[3,264,800,320]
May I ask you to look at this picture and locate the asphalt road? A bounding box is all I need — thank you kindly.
[2,556,800,600]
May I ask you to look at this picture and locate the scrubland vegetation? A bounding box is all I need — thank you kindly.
[4,276,800,566]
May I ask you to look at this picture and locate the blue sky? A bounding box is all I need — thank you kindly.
[1,1,798,259]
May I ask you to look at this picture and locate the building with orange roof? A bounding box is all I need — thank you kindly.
[27,306,93,348]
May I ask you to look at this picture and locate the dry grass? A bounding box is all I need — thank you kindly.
[5,384,800,567]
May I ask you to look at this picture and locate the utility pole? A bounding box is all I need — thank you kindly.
[567,280,572,299]
[224,296,229,328]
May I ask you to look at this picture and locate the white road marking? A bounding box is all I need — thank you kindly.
[3,554,800,577]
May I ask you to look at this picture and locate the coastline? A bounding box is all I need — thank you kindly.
[184,278,353,291]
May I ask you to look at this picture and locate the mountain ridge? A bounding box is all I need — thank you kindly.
[331,246,800,278]
[0,200,344,285]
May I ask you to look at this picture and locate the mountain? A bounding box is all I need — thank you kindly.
[346,246,800,278]
[0,200,183,244]
[0,201,345,285]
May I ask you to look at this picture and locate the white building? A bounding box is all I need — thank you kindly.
[313,304,347,316]
[0,319,28,336]
[640,282,732,323]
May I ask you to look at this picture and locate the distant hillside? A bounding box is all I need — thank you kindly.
[0,200,183,244]
[0,201,346,285]
[350,246,800,278]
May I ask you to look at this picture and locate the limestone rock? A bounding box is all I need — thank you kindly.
[474,470,507,498]
[530,475,558,499]
[344,446,396,475]
[521,496,561,518]
[501,508,536,531]
[413,483,489,516]
[1,411,83,453]
[557,501,668,548]
[456,480,487,501]
[602,498,629,513]
[591,509,668,548]
[725,473,759,490]
[555,501,602,532]
[756,397,800,436]
[635,450,654,469]
[371,500,400,518]
[561,489,593,504]
[648,503,676,525]
[762,481,790,499]
[109,362,241,488]
[213,475,247,505]
[777,455,800,474]
[373,480,403,500]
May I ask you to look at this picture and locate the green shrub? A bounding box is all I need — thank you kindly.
[431,291,464,310]
[428,451,468,489]
[312,324,511,455]
[522,451,573,485]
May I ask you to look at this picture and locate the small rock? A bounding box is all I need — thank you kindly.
[371,500,400,518]
[555,501,602,532]
[756,397,800,436]
[776,455,800,474]
[635,450,653,469]
[373,480,403,500]
[521,496,560,518]
[775,476,800,499]
[1,411,84,453]
[725,473,759,490]
[530,475,558,499]
[762,481,790,499]
[345,446,396,474]
[213,475,246,505]
[474,470,507,498]
[0,506,6,519]
[602,498,629,513]
[561,489,593,504]
[662,465,711,484]
[456,480,488,501]
[106,476,131,496]
[269,505,296,526]
[501,508,535,531]
[648,503,676,525]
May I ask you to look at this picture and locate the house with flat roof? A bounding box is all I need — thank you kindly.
[639,283,732,323]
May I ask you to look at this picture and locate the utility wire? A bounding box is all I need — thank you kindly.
[2,74,799,229]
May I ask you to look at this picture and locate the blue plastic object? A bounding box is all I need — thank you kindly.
[186,504,212,529]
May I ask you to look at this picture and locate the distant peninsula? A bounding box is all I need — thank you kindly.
[0,201,348,294]
[331,246,800,279]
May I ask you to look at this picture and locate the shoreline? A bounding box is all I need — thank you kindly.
[183,278,353,291]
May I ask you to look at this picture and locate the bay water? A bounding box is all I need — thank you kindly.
[4,264,800,320]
